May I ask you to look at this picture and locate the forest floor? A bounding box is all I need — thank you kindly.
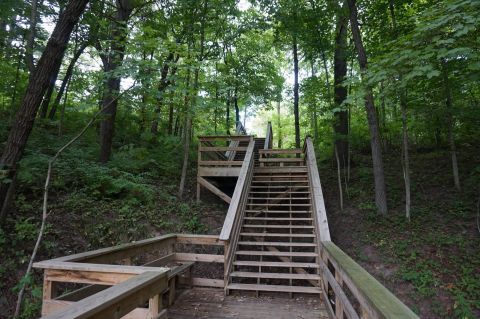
[319,147,480,319]
[0,118,479,318]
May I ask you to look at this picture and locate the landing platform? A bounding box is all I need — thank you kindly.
[168,288,329,319]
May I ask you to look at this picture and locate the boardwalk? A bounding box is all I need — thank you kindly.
[168,288,328,319]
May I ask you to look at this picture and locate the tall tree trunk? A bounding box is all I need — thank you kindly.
[234,86,240,124]
[25,0,38,73]
[226,90,231,135]
[0,0,90,221]
[151,52,176,134]
[442,61,461,191]
[293,35,300,149]
[99,0,134,163]
[167,92,174,135]
[277,99,282,148]
[310,61,319,143]
[390,0,411,219]
[347,0,388,215]
[48,42,87,119]
[400,90,411,220]
[179,0,208,197]
[38,67,61,118]
[333,6,349,167]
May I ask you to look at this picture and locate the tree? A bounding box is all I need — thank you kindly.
[0,0,90,221]
[347,0,388,215]
[333,4,349,166]
[98,0,136,163]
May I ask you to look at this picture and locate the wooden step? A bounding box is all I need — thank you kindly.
[254,167,308,173]
[243,225,314,229]
[233,260,319,268]
[253,175,308,178]
[238,241,316,247]
[250,186,309,189]
[259,158,304,162]
[252,180,308,183]
[259,149,303,154]
[227,283,321,294]
[249,192,310,194]
[244,217,312,221]
[248,197,310,200]
[245,210,312,213]
[240,232,315,238]
[247,203,312,207]
[236,250,317,257]
[230,271,320,280]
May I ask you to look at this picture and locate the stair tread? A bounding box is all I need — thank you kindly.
[240,232,315,237]
[238,241,316,247]
[243,225,314,229]
[245,210,312,213]
[250,186,309,188]
[244,217,312,221]
[227,283,321,294]
[231,271,320,280]
[236,250,317,257]
[234,260,319,268]
[252,180,308,183]
[247,203,312,206]
[248,197,310,200]
[249,192,310,194]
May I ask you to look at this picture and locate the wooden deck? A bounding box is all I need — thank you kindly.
[168,288,329,319]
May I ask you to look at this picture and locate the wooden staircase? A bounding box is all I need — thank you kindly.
[226,150,322,295]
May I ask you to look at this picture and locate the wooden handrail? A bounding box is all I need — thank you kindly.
[321,242,419,319]
[41,270,168,319]
[219,136,255,241]
[303,137,331,241]
[42,234,177,263]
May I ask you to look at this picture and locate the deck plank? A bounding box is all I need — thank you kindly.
[168,288,328,319]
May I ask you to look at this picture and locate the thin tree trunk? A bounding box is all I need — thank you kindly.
[179,0,208,198]
[0,0,90,220]
[48,42,87,119]
[293,35,300,149]
[151,52,176,134]
[167,92,175,135]
[333,6,349,167]
[226,90,231,135]
[400,90,411,221]
[58,74,70,136]
[234,86,240,124]
[99,0,134,163]
[335,145,344,212]
[277,99,282,148]
[442,61,461,191]
[25,0,38,73]
[347,0,388,215]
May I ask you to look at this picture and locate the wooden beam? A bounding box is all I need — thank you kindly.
[175,234,222,246]
[198,135,252,141]
[259,149,302,154]
[198,166,241,177]
[40,271,168,319]
[175,253,224,263]
[258,157,304,162]
[197,177,231,204]
[198,160,244,166]
[200,146,247,152]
